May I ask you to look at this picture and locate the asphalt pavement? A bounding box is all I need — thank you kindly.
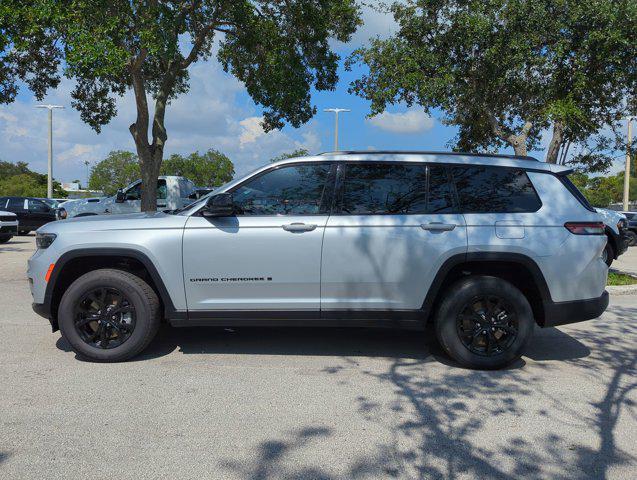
[1,236,636,479]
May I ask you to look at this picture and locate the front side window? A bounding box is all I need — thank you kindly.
[339,163,454,215]
[232,164,333,215]
[28,199,49,212]
[124,180,167,201]
[451,165,541,213]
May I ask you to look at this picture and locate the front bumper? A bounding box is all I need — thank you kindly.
[542,290,609,327]
[617,229,630,257]
[32,303,58,332]
[0,224,18,235]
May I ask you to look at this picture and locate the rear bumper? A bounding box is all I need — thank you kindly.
[542,291,609,327]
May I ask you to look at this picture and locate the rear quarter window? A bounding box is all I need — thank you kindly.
[451,165,541,213]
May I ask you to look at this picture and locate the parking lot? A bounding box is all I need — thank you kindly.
[1,236,636,480]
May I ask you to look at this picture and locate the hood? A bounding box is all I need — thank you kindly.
[38,211,188,234]
[0,210,17,217]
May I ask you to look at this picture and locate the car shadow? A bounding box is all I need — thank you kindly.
[56,323,590,367]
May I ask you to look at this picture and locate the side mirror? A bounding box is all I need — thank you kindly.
[203,193,234,217]
[115,189,125,203]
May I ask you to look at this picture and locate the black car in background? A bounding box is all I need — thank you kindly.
[0,196,57,234]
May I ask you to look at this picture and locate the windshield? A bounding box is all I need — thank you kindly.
[171,164,268,214]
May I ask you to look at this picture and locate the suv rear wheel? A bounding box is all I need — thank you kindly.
[58,269,160,362]
[434,276,534,369]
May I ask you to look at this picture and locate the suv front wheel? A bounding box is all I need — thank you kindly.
[58,269,161,362]
[435,276,535,369]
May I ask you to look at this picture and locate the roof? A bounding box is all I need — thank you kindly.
[318,150,539,162]
[273,150,566,173]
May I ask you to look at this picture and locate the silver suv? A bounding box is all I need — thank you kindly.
[28,152,609,369]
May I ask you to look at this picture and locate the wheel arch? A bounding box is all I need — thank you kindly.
[422,252,553,326]
[45,248,180,328]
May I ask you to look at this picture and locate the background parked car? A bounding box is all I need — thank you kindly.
[58,176,196,218]
[620,211,637,246]
[596,208,630,266]
[0,197,57,235]
[0,210,19,243]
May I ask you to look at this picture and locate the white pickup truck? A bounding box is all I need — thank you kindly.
[58,176,197,219]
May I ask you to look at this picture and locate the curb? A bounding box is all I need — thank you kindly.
[608,269,637,295]
[607,284,637,295]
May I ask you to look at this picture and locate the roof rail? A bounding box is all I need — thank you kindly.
[317,150,539,162]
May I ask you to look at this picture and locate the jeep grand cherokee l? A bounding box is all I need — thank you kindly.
[28,151,608,369]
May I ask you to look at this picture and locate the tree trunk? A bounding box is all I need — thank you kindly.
[545,122,564,164]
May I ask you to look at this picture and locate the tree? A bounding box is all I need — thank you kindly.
[2,1,361,210]
[0,173,66,198]
[569,171,637,207]
[269,148,310,163]
[348,1,636,169]
[161,149,234,186]
[88,151,140,196]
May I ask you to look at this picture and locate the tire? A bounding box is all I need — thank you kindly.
[58,268,161,362]
[602,242,614,267]
[627,230,637,247]
[434,276,535,369]
[0,235,11,243]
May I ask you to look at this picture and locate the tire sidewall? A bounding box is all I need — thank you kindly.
[435,277,535,369]
[58,270,155,362]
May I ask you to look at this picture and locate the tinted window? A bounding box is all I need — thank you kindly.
[7,198,25,210]
[339,163,454,215]
[451,166,541,213]
[124,180,167,200]
[28,199,49,212]
[232,164,332,215]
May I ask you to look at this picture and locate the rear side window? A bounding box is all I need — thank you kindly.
[451,166,541,213]
[7,198,25,210]
[339,163,455,215]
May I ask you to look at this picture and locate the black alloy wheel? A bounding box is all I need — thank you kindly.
[456,295,519,357]
[73,287,136,349]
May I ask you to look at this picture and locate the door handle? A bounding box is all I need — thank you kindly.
[420,222,456,232]
[282,223,317,232]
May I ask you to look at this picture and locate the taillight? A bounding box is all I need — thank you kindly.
[564,222,605,235]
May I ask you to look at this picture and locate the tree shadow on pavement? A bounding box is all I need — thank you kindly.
[214,307,636,480]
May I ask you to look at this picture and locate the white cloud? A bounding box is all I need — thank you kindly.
[368,109,434,134]
[57,144,99,164]
[239,116,266,146]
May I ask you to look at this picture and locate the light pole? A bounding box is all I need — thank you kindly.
[324,108,350,151]
[36,104,64,198]
[623,116,634,211]
[84,160,90,190]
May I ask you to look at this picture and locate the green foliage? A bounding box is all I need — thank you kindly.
[89,149,235,193]
[607,272,637,286]
[160,150,234,186]
[88,151,140,196]
[269,148,310,163]
[570,172,637,207]
[2,1,361,210]
[0,166,66,197]
[348,0,636,166]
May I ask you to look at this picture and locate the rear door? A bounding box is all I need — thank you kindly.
[27,199,56,229]
[320,162,467,313]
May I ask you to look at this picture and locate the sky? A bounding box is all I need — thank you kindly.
[0,5,624,184]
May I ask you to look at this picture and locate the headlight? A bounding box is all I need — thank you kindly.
[36,233,57,249]
[57,208,67,219]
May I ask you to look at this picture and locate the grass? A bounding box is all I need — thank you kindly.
[608,272,637,286]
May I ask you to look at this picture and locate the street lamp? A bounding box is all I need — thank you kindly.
[324,108,351,151]
[36,104,64,198]
[623,116,634,211]
[84,160,90,190]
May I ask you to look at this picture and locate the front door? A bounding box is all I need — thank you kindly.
[321,162,467,312]
[183,163,335,312]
